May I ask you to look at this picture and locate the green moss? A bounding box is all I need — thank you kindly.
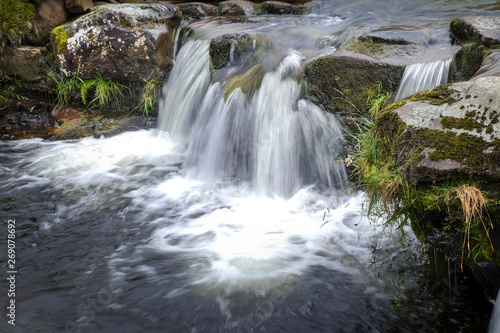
[223,65,265,100]
[344,42,385,58]
[52,25,69,53]
[409,84,459,105]
[0,0,37,49]
[87,33,94,39]
[441,116,484,131]
[381,98,407,115]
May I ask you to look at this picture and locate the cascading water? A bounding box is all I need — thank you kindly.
[490,291,500,333]
[158,39,346,197]
[395,58,451,101]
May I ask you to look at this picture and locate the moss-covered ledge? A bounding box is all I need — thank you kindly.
[353,78,500,296]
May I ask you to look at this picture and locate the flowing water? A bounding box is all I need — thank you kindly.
[1,1,500,332]
[490,291,500,333]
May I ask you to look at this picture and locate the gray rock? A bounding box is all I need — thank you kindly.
[50,3,181,82]
[472,49,500,80]
[178,2,217,19]
[450,16,500,47]
[66,0,93,13]
[0,46,57,93]
[378,77,500,184]
[253,1,311,15]
[218,0,255,16]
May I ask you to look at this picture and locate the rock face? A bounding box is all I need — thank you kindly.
[178,2,217,18]
[450,16,500,47]
[378,77,500,186]
[306,30,430,115]
[218,0,255,16]
[472,49,500,79]
[50,3,181,82]
[27,0,70,46]
[66,0,94,14]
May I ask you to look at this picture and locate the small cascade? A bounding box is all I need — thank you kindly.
[158,38,346,197]
[395,59,451,101]
[490,290,500,333]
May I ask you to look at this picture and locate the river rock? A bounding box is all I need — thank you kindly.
[450,16,500,47]
[0,46,57,93]
[178,2,217,18]
[306,30,429,115]
[449,43,486,82]
[26,0,70,46]
[472,49,500,80]
[377,77,500,185]
[253,1,311,15]
[209,33,257,69]
[218,0,254,16]
[66,0,93,13]
[50,3,181,82]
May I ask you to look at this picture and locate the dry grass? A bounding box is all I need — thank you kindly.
[453,185,494,271]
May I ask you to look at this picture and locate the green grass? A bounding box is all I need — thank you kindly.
[139,78,160,117]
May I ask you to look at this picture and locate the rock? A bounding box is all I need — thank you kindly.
[0,101,54,140]
[377,77,500,185]
[449,43,486,82]
[178,2,217,18]
[305,30,429,115]
[65,0,93,14]
[27,0,70,46]
[253,1,311,15]
[0,46,57,93]
[472,49,500,80]
[209,33,256,69]
[218,0,254,16]
[50,3,181,82]
[450,16,500,47]
[305,50,405,115]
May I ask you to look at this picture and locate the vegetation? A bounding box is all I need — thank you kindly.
[349,84,495,271]
[0,0,38,51]
[49,71,129,109]
[139,77,160,117]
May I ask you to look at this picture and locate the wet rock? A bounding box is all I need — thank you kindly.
[26,0,70,46]
[209,33,256,69]
[218,0,254,16]
[306,30,429,115]
[65,0,93,14]
[450,16,500,47]
[377,77,500,185]
[178,2,217,18]
[50,3,181,82]
[253,1,311,15]
[0,101,54,139]
[449,43,486,82]
[472,49,500,80]
[0,46,57,94]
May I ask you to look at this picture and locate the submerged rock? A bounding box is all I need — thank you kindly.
[50,3,181,82]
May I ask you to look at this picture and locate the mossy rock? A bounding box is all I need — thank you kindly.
[223,65,265,100]
[253,1,311,15]
[450,43,486,81]
[450,17,500,48]
[305,50,404,116]
[209,33,272,69]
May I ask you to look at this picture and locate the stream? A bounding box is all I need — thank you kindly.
[1,0,500,332]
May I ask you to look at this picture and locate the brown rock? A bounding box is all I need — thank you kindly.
[27,0,70,46]
[66,0,94,14]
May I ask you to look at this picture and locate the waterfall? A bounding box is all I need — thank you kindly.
[490,290,500,333]
[395,59,451,101]
[158,39,346,197]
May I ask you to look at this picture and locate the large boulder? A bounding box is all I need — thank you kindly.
[305,30,430,115]
[27,0,70,46]
[50,3,181,82]
[450,16,500,48]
